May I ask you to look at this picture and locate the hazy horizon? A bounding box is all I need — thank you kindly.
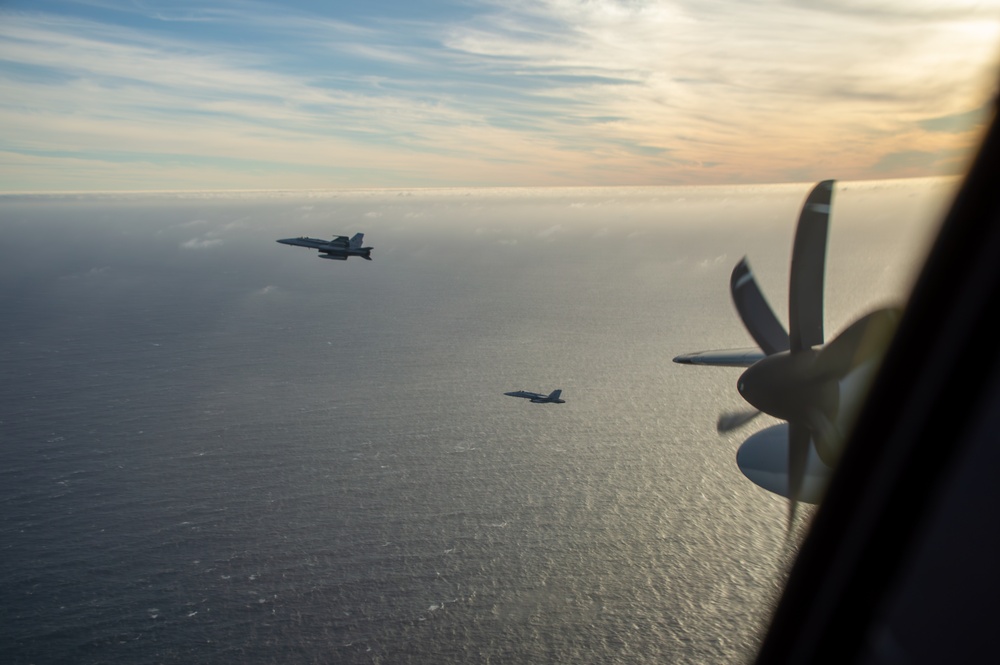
[0,173,959,197]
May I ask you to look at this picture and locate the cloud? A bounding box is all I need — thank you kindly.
[537,224,563,239]
[698,254,728,269]
[60,265,112,280]
[181,237,224,250]
[0,1,998,190]
[919,103,994,134]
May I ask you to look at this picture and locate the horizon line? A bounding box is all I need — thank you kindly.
[0,176,959,199]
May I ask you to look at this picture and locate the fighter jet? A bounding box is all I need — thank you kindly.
[504,389,565,404]
[276,233,372,261]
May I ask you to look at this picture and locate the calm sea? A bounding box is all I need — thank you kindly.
[0,180,951,663]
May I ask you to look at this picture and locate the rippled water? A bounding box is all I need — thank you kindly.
[0,180,949,663]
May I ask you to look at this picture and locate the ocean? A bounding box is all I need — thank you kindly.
[0,179,951,663]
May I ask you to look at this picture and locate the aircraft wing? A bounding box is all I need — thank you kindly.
[328,235,350,246]
[672,348,766,367]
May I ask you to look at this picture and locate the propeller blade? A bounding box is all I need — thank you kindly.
[786,421,811,530]
[736,424,833,504]
[813,307,901,377]
[805,307,901,468]
[803,406,844,468]
[731,258,790,356]
[788,180,834,353]
[717,409,763,433]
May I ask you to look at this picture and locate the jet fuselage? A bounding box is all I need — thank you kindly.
[276,234,373,260]
[504,390,565,404]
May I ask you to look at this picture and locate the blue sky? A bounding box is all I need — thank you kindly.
[1,0,998,191]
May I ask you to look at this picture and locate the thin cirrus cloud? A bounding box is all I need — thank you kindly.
[0,0,998,192]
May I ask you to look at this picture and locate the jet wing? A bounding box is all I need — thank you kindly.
[672,348,766,367]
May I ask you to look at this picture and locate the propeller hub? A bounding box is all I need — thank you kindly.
[737,349,838,423]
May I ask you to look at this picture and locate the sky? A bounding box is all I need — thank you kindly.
[1,0,999,192]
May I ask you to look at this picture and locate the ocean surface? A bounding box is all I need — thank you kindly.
[0,179,952,664]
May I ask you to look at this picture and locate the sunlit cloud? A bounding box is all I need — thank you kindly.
[698,254,729,269]
[537,224,564,239]
[0,0,997,191]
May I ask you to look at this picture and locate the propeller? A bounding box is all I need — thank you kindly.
[674,179,900,523]
[724,180,902,527]
[727,180,833,527]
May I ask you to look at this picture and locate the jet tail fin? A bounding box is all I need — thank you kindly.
[350,233,364,249]
[547,389,562,401]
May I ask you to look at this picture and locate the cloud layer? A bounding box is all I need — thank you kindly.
[1,0,998,191]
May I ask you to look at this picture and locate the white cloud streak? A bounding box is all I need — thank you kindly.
[181,237,224,249]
